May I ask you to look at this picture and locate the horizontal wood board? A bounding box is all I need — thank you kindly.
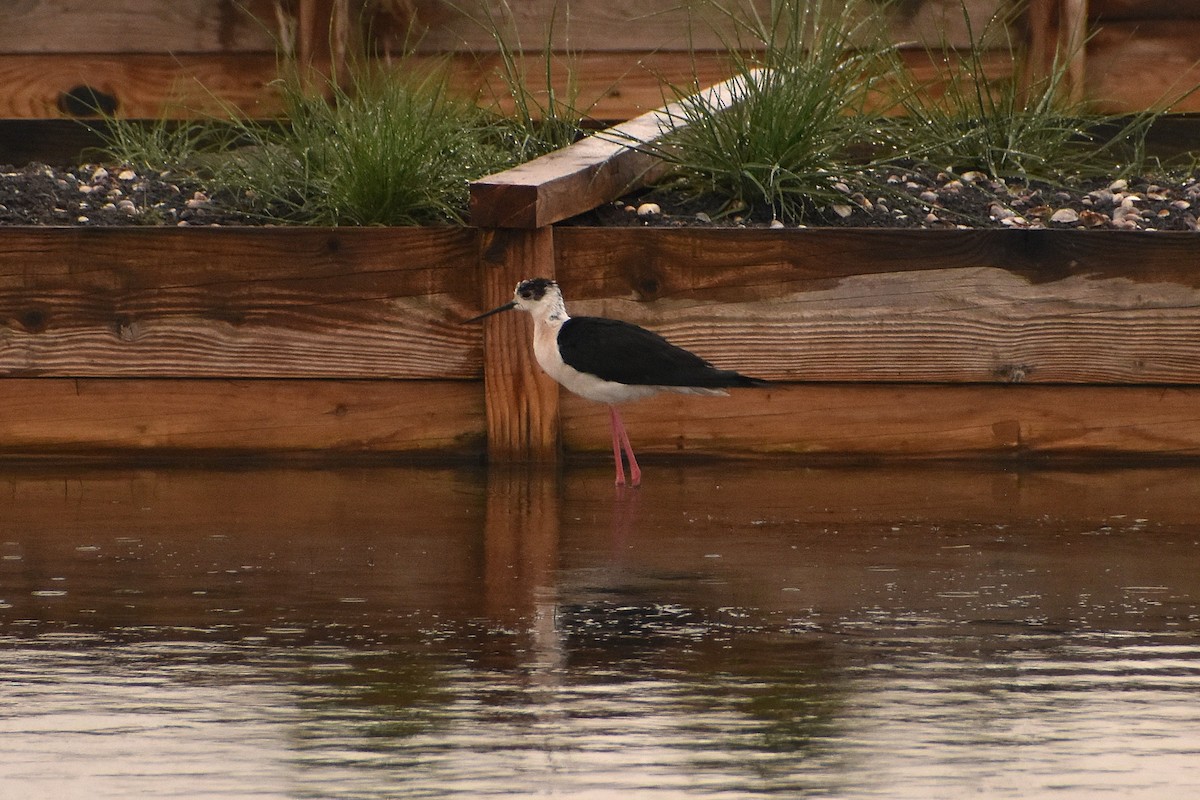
[0,378,484,456]
[392,0,1010,53]
[555,227,1200,384]
[0,54,290,118]
[561,383,1200,459]
[0,0,279,54]
[0,48,1029,122]
[1086,21,1200,113]
[0,227,484,379]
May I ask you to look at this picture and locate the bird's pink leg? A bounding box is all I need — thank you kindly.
[608,406,627,486]
[609,406,641,487]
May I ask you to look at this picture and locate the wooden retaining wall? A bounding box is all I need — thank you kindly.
[1,1,1197,121]
[3,76,1200,464]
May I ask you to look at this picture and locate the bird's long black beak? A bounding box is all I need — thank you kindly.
[463,301,517,323]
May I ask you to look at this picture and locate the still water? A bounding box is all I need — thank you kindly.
[1,463,1198,799]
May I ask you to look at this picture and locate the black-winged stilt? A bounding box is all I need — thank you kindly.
[466,277,768,487]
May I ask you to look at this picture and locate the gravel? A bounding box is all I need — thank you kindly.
[0,163,260,227]
[571,167,1200,232]
[2,161,1197,231]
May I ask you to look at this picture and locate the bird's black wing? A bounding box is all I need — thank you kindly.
[557,316,761,388]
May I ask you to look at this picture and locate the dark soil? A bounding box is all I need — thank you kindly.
[568,167,1200,232]
[2,161,1198,230]
[0,163,261,227]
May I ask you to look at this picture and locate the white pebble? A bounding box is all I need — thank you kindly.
[117,169,137,181]
[1049,208,1079,223]
[769,219,785,229]
[831,204,853,218]
[636,202,661,218]
[90,167,108,182]
[1108,178,1128,191]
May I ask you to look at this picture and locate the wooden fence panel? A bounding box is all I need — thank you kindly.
[0,228,482,379]
[561,384,1200,459]
[0,0,278,54]
[0,378,484,457]
[555,228,1200,384]
[392,0,1010,53]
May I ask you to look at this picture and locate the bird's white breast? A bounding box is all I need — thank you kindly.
[531,318,722,405]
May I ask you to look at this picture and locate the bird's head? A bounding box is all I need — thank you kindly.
[464,277,564,322]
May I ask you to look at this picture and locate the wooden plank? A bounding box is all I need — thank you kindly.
[476,227,560,461]
[561,384,1200,460]
[0,49,1018,123]
[555,228,1200,384]
[0,54,289,118]
[0,378,484,456]
[471,72,752,227]
[1090,1,1200,19]
[0,0,279,54]
[0,227,483,379]
[1025,0,1087,105]
[387,0,1009,53]
[1086,21,1200,113]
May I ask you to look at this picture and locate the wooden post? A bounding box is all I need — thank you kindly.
[467,74,753,463]
[1025,0,1088,105]
[477,227,561,463]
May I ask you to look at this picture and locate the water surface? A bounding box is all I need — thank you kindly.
[2,464,1198,798]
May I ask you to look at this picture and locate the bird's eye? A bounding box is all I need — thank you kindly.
[519,291,532,299]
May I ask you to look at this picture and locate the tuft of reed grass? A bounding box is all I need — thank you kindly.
[472,0,590,159]
[641,0,899,222]
[213,64,522,225]
[882,1,1184,184]
[94,4,589,227]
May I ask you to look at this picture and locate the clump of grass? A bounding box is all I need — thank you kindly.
[884,2,1175,183]
[642,0,899,222]
[93,117,238,176]
[474,0,590,159]
[95,18,587,226]
[214,64,523,225]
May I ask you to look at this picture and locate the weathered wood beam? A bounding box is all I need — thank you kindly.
[0,378,483,457]
[476,227,560,462]
[470,73,753,228]
[562,384,1200,460]
[555,228,1200,385]
[0,227,480,379]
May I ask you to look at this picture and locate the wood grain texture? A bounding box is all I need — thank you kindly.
[555,228,1200,384]
[0,378,484,456]
[472,72,754,227]
[0,0,278,54]
[1086,21,1200,112]
[0,54,288,118]
[1090,0,1200,19]
[0,227,483,379]
[390,0,1010,53]
[561,383,1200,459]
[0,49,1017,122]
[477,227,561,461]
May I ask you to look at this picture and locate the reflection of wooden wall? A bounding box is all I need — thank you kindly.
[1,0,1195,120]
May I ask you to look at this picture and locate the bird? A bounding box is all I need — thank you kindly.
[465,277,768,487]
